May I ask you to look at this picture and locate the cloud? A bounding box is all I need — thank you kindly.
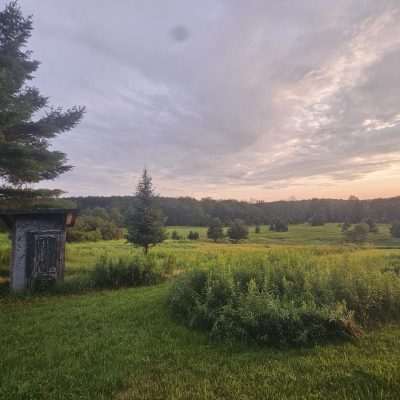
[17,0,400,199]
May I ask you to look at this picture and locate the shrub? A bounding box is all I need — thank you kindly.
[390,222,400,238]
[90,255,167,289]
[345,223,369,243]
[269,219,288,232]
[168,251,400,346]
[254,225,261,234]
[171,230,181,240]
[187,231,199,240]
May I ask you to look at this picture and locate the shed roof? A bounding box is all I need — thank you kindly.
[0,208,78,229]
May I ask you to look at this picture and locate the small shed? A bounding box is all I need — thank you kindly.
[0,208,78,291]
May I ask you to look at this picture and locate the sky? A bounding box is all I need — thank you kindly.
[14,0,400,201]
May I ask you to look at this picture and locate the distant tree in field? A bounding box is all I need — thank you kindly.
[126,170,166,254]
[171,230,181,240]
[187,231,199,240]
[341,221,351,232]
[309,214,325,226]
[227,219,248,243]
[270,219,288,232]
[390,222,400,238]
[365,218,379,233]
[345,223,369,243]
[207,218,224,242]
[0,2,84,200]
[255,225,261,234]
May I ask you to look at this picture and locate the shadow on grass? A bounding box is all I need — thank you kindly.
[0,276,97,300]
[0,272,166,301]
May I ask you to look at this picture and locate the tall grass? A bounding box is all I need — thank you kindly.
[89,253,175,289]
[0,248,10,269]
[168,248,400,346]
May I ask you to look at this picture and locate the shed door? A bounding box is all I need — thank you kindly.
[27,231,63,283]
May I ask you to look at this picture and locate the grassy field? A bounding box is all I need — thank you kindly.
[167,223,400,247]
[1,224,400,399]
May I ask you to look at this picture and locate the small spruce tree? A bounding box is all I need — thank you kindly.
[126,169,166,254]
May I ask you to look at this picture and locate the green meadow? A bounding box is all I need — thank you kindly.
[1,224,400,399]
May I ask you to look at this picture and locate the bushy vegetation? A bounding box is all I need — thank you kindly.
[89,254,172,289]
[168,249,400,346]
[67,212,123,242]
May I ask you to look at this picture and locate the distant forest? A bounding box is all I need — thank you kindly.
[68,195,400,226]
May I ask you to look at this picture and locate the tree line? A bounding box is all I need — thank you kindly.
[66,195,400,227]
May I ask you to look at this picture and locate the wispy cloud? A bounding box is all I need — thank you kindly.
[18,0,400,199]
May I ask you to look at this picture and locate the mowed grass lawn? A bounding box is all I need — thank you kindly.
[1,224,400,399]
[1,285,400,400]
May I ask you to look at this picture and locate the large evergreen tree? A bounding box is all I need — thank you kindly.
[126,169,166,254]
[0,2,84,198]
